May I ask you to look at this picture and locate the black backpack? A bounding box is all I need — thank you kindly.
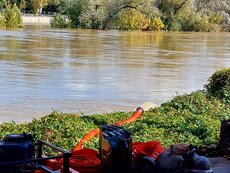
[219,120,230,157]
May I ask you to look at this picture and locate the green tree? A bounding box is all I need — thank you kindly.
[205,68,230,104]
[15,0,26,10]
[0,3,22,28]
[67,0,159,29]
[67,0,86,28]
[192,0,230,31]
[0,0,26,10]
[154,0,192,31]
[78,0,105,29]
[43,0,69,14]
[26,0,48,14]
[47,0,230,31]
[101,0,153,29]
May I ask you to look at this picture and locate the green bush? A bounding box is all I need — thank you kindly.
[205,68,230,104]
[0,13,6,27]
[67,0,86,28]
[148,17,165,31]
[131,91,227,146]
[117,9,150,31]
[116,9,165,31]
[0,4,22,28]
[51,14,70,28]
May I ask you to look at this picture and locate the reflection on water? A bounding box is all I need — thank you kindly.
[0,28,230,122]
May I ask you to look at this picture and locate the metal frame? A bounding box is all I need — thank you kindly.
[0,140,71,173]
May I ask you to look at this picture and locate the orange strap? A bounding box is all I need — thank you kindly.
[73,107,144,151]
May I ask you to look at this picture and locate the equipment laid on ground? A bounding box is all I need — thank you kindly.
[0,133,34,172]
[0,103,223,173]
[219,120,230,158]
[0,133,71,173]
[0,107,146,173]
[99,125,132,173]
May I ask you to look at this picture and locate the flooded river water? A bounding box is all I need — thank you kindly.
[0,28,229,122]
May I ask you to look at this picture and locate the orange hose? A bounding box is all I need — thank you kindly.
[73,107,144,151]
[114,107,143,126]
[73,128,100,151]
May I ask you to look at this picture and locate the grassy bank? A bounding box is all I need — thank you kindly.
[0,68,229,153]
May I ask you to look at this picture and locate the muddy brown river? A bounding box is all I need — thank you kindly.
[0,28,229,122]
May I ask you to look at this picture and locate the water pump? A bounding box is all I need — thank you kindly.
[0,133,34,173]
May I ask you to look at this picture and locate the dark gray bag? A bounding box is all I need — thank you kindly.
[219,120,230,157]
[158,151,184,173]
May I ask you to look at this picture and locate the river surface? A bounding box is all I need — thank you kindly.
[0,28,230,123]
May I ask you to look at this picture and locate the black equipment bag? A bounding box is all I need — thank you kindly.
[0,133,34,173]
[99,125,132,173]
[219,120,230,156]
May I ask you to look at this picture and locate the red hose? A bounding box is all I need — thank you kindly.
[73,107,144,151]
[69,155,101,173]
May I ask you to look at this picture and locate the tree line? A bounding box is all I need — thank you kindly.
[0,0,230,31]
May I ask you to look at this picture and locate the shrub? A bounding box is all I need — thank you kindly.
[51,14,70,28]
[0,13,6,28]
[67,0,86,28]
[148,17,164,31]
[193,14,223,32]
[0,4,22,28]
[205,68,230,104]
[175,11,213,32]
[133,91,226,147]
[221,11,230,32]
[117,9,150,31]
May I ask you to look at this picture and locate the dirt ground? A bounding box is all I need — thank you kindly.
[209,157,230,173]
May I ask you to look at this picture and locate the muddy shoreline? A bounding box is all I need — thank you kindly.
[0,99,143,123]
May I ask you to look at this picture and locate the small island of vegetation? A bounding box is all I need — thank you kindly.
[0,0,230,31]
